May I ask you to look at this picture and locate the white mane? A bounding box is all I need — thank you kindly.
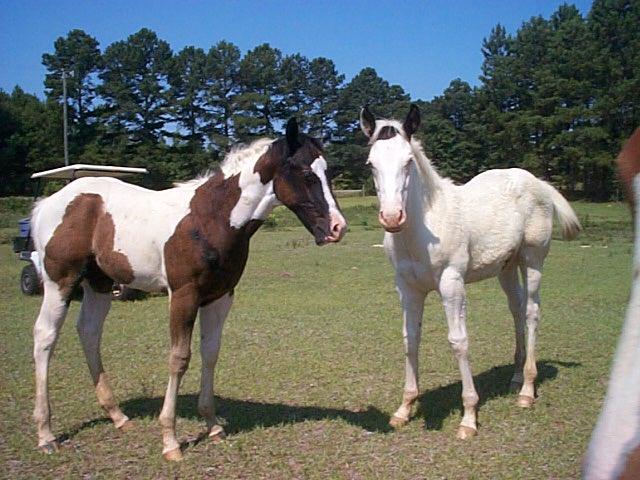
[173,137,276,189]
[221,138,275,177]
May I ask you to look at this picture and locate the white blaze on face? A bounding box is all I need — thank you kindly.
[368,135,412,215]
[311,156,347,240]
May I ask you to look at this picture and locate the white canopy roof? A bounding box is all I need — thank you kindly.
[31,164,148,180]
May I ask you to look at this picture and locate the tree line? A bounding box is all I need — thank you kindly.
[1,0,638,200]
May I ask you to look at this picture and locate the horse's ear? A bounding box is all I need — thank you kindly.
[285,117,301,155]
[403,104,421,138]
[360,106,376,138]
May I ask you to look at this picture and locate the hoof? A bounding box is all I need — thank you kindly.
[118,420,135,432]
[509,381,523,393]
[389,415,409,429]
[517,395,535,408]
[209,425,226,444]
[38,440,59,454]
[456,425,477,440]
[163,447,183,462]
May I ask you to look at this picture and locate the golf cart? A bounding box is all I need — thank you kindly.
[13,164,148,300]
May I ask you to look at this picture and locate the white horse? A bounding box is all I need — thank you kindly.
[584,128,640,480]
[360,104,580,438]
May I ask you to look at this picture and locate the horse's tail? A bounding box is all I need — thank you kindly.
[543,182,581,240]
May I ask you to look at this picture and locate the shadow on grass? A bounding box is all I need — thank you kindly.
[58,359,580,448]
[123,395,393,436]
[416,359,581,430]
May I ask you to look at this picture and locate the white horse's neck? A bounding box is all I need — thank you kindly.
[407,138,448,217]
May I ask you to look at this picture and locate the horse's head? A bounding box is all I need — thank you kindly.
[360,104,421,233]
[273,118,347,245]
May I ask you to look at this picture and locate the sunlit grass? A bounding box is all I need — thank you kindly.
[0,200,632,478]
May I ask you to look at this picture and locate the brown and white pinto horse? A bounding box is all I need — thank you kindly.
[30,118,346,461]
[584,128,640,479]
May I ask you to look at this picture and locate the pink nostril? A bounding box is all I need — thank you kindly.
[328,216,346,241]
[398,209,405,225]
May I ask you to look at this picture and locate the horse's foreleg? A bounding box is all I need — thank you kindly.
[159,288,198,461]
[390,278,425,428]
[76,281,129,429]
[198,293,233,442]
[440,268,479,439]
[33,280,69,452]
[517,254,543,408]
[498,265,526,392]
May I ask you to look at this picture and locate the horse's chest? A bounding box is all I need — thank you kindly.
[163,213,252,303]
[197,241,250,303]
[385,233,438,290]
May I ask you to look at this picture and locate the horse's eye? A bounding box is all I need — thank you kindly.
[303,170,315,180]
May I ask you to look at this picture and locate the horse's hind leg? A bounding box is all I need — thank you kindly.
[498,264,526,392]
[517,247,545,407]
[76,280,130,429]
[33,279,70,452]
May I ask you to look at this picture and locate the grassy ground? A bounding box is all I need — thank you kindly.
[0,198,633,479]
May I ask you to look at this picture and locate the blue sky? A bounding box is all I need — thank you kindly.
[1,0,594,102]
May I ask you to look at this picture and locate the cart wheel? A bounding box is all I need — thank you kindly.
[112,284,142,301]
[21,263,42,295]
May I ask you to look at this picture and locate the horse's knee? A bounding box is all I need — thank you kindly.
[168,350,191,375]
[33,325,59,355]
[509,302,525,321]
[448,334,469,358]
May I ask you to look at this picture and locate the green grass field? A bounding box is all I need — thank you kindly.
[0,198,633,479]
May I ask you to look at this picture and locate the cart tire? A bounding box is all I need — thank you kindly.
[112,284,143,301]
[21,263,41,295]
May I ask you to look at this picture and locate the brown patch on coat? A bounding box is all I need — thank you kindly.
[619,444,640,480]
[616,128,640,208]
[44,194,103,298]
[253,141,283,184]
[164,173,251,307]
[43,192,135,299]
[93,212,135,285]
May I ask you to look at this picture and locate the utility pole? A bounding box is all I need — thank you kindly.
[61,69,74,166]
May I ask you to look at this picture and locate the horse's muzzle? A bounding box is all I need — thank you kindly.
[379,209,406,232]
[314,213,347,245]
